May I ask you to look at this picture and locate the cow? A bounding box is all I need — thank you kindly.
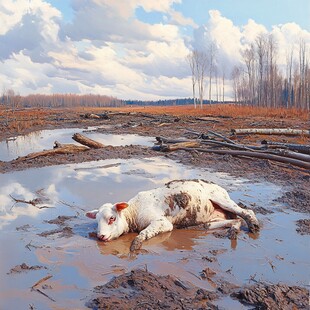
[86,179,259,251]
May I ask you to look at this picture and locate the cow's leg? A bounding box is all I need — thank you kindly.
[130,218,173,252]
[206,218,242,240]
[210,196,260,233]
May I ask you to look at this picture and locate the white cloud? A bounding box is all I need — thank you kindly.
[0,1,309,101]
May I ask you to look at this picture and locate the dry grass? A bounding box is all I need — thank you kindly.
[0,104,308,135]
[80,104,309,120]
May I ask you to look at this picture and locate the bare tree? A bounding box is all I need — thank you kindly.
[222,68,225,104]
[255,34,267,106]
[208,42,217,104]
[242,44,256,105]
[187,51,198,108]
[231,66,242,103]
[286,46,294,108]
[192,50,209,109]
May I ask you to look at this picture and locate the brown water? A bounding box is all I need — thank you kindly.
[0,157,309,309]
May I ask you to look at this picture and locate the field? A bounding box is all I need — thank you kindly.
[0,104,309,309]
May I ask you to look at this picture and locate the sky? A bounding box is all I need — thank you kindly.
[0,0,309,101]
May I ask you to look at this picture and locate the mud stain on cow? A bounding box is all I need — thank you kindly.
[174,208,199,228]
[165,192,192,211]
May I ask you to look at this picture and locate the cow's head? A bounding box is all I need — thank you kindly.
[86,202,129,241]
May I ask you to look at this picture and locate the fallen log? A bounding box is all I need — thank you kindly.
[200,140,265,151]
[195,117,220,123]
[80,113,109,119]
[14,141,89,162]
[231,128,310,137]
[267,149,310,163]
[155,136,195,144]
[155,141,200,152]
[178,148,310,170]
[72,133,104,149]
[261,140,310,154]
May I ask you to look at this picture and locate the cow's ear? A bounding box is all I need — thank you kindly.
[115,202,128,212]
[86,210,99,219]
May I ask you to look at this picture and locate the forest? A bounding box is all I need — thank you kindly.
[188,34,309,110]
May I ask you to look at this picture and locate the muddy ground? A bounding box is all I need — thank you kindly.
[1,109,309,309]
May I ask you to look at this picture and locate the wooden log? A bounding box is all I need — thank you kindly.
[159,141,200,152]
[207,130,236,144]
[231,128,310,137]
[195,117,220,123]
[268,149,310,163]
[14,142,89,162]
[72,133,104,149]
[155,136,195,144]
[261,140,310,154]
[80,113,109,119]
[179,148,310,170]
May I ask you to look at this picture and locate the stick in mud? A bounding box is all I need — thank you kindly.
[31,275,56,302]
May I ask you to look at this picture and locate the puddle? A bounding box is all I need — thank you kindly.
[0,157,309,309]
[0,127,154,161]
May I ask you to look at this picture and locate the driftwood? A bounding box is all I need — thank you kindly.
[15,141,89,162]
[80,113,109,119]
[195,117,220,123]
[231,128,310,137]
[157,141,200,152]
[185,129,236,144]
[72,133,104,149]
[156,136,195,144]
[179,148,310,170]
[267,149,310,163]
[261,140,310,155]
[158,135,264,151]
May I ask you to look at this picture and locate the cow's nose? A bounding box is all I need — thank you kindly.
[98,235,105,241]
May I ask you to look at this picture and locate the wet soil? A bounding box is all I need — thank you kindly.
[1,109,309,309]
[88,269,219,309]
[232,282,309,309]
[8,263,47,274]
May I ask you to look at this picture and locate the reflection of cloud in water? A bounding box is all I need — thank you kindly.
[0,128,154,161]
[0,156,260,231]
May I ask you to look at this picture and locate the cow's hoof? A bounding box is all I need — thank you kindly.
[130,237,143,252]
[228,227,239,240]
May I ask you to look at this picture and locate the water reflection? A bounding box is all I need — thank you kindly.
[0,128,154,161]
[0,156,308,310]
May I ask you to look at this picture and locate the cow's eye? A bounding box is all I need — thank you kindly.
[108,216,116,225]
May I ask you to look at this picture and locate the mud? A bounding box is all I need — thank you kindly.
[296,219,310,235]
[87,269,219,310]
[232,282,309,309]
[1,109,309,309]
[8,263,47,274]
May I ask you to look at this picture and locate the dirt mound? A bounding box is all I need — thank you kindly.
[275,190,310,213]
[232,282,309,309]
[87,269,218,309]
[296,219,310,235]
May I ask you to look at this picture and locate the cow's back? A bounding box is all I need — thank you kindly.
[127,180,222,229]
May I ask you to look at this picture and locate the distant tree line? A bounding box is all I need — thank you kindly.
[123,98,210,106]
[188,34,309,110]
[0,91,123,109]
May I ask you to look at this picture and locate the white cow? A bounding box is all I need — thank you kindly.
[86,179,259,251]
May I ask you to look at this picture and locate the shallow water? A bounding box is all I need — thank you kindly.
[0,157,309,309]
[0,127,154,161]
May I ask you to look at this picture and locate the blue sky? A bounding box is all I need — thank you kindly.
[48,0,310,30]
[0,0,309,100]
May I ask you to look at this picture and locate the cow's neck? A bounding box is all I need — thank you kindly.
[121,203,139,233]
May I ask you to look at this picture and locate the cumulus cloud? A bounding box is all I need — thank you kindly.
[192,10,310,76]
[0,1,309,100]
